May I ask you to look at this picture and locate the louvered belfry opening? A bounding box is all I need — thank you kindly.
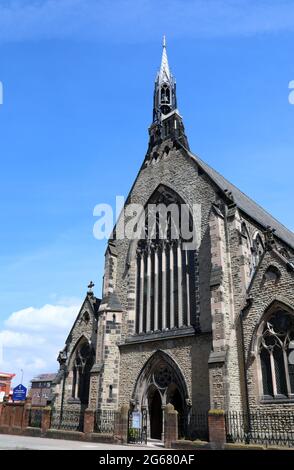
[135,187,196,334]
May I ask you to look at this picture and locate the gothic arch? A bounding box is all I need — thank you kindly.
[131,350,190,409]
[251,300,294,399]
[250,298,294,357]
[67,335,94,405]
[251,231,265,270]
[126,183,194,265]
[128,184,197,334]
[68,334,91,368]
[263,265,281,284]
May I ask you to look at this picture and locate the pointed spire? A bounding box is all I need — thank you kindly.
[148,37,189,151]
[152,36,176,122]
[148,36,189,151]
[159,35,171,83]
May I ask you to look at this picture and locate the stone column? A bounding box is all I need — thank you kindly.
[76,367,81,399]
[169,243,175,328]
[177,241,183,327]
[73,368,78,399]
[146,246,152,332]
[185,249,190,325]
[139,251,145,333]
[84,408,95,435]
[269,352,277,396]
[162,244,167,330]
[154,246,159,331]
[208,409,226,449]
[164,403,178,448]
[41,407,51,435]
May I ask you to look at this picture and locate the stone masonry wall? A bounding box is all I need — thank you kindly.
[243,249,294,412]
[119,334,211,413]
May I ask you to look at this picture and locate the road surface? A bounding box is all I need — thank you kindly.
[0,433,163,450]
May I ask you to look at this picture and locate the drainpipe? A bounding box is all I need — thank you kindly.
[59,364,67,427]
[240,301,252,444]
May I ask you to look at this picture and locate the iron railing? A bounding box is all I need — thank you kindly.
[28,408,42,428]
[226,411,294,447]
[179,412,209,441]
[50,408,84,432]
[94,409,116,434]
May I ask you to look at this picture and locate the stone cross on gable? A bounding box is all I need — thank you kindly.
[87,281,95,294]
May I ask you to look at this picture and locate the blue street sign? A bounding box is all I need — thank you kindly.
[12,384,27,401]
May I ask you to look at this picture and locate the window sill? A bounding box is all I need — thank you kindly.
[67,398,81,404]
[260,395,294,405]
[120,326,210,346]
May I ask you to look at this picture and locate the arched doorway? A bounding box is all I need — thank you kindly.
[131,351,190,441]
[149,389,163,439]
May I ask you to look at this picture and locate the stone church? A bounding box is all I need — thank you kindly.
[52,40,294,440]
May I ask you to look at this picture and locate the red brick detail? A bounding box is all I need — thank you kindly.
[83,409,95,434]
[208,409,226,449]
[41,407,51,434]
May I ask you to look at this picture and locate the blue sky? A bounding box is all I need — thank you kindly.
[0,0,294,387]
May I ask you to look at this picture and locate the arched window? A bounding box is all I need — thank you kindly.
[252,233,264,270]
[259,310,294,398]
[160,85,170,104]
[135,187,196,334]
[263,265,281,283]
[241,222,250,243]
[71,341,94,404]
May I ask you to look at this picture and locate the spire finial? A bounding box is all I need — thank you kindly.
[163,35,166,48]
[87,281,95,295]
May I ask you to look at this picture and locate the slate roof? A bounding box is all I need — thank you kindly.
[31,373,56,383]
[99,291,123,312]
[186,148,294,250]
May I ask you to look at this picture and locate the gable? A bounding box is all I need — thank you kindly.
[247,248,294,307]
[65,295,100,348]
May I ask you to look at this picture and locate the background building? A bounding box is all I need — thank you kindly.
[0,372,15,401]
[29,373,56,407]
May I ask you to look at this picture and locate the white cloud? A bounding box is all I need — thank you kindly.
[0,301,81,388]
[0,330,46,348]
[5,303,80,331]
[0,0,294,43]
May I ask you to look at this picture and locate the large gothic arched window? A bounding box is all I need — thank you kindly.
[259,310,294,398]
[135,187,197,334]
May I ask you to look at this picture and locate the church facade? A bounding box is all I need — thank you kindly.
[52,41,294,440]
